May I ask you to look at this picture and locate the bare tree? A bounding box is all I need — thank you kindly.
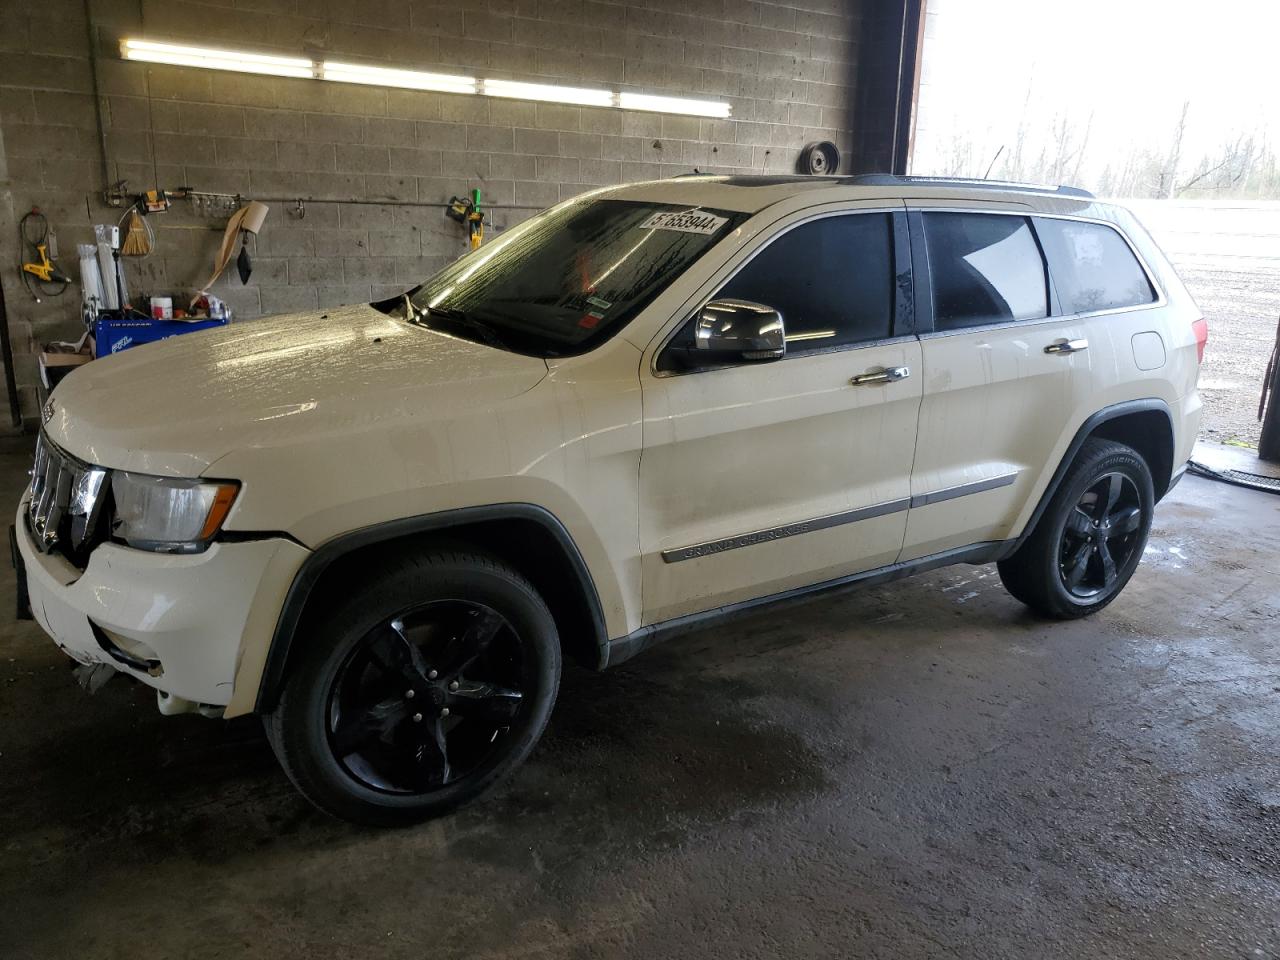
[1159,100,1191,198]
[1178,134,1260,195]
[919,94,1279,200]
[1070,111,1094,184]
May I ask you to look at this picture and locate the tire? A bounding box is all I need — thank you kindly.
[798,140,841,175]
[998,438,1154,619]
[264,548,560,827]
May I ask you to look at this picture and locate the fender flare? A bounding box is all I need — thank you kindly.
[998,398,1175,560]
[254,503,608,713]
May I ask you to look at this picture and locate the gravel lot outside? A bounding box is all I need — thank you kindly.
[1127,200,1280,448]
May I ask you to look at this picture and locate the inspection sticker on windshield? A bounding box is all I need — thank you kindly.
[641,210,728,235]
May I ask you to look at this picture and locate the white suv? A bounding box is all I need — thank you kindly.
[14,175,1206,825]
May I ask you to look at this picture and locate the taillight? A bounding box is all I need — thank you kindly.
[1192,318,1208,363]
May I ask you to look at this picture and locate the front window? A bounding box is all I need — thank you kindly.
[657,212,897,372]
[403,198,746,357]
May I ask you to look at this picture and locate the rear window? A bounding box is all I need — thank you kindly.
[924,213,1048,330]
[1034,218,1156,315]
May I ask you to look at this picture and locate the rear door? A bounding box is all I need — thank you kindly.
[1032,214,1172,400]
[900,206,1095,561]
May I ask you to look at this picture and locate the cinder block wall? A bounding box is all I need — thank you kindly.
[0,0,866,422]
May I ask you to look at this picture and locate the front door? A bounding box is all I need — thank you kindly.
[637,206,923,625]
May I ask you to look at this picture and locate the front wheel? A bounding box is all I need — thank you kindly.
[998,438,1155,619]
[264,549,561,826]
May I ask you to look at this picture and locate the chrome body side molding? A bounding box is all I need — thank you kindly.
[908,472,1019,508]
[661,498,910,563]
[661,471,1020,564]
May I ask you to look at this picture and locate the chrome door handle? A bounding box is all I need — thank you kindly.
[850,365,910,386]
[1044,338,1089,355]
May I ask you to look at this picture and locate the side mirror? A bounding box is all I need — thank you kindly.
[694,299,786,361]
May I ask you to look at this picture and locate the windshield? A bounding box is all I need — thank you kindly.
[404,198,746,357]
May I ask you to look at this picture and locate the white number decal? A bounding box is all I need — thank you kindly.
[640,210,728,235]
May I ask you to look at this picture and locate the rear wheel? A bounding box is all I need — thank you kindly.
[264,549,560,826]
[998,438,1154,619]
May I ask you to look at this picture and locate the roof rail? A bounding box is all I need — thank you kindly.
[844,174,1095,199]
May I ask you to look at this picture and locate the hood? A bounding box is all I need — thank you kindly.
[44,303,549,476]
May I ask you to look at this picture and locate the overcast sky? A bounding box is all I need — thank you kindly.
[911,0,1280,184]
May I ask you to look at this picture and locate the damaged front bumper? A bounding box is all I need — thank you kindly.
[14,498,309,712]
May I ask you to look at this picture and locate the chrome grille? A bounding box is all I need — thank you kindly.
[28,432,109,560]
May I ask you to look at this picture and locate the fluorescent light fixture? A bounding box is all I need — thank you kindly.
[322,61,475,94]
[482,78,614,107]
[618,92,731,119]
[120,39,314,78]
[120,38,730,117]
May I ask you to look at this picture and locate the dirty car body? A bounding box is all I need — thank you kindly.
[15,174,1204,824]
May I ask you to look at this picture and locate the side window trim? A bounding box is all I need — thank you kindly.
[654,207,912,375]
[889,210,915,337]
[1026,215,1061,318]
[905,209,934,335]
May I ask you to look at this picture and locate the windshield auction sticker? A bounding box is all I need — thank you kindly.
[641,210,728,235]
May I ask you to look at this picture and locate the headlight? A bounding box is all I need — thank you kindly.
[111,472,239,553]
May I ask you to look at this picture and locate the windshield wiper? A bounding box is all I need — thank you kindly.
[426,306,508,350]
[402,294,509,350]
[402,293,427,326]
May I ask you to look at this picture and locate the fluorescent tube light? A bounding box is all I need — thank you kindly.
[120,39,314,78]
[482,78,614,107]
[618,92,731,119]
[120,38,731,118]
[322,61,475,94]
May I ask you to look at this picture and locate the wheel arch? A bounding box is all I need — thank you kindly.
[1004,399,1176,558]
[254,504,609,714]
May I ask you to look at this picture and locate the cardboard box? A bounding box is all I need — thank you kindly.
[39,333,95,391]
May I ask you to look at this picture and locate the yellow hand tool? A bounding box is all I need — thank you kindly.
[19,209,69,300]
[22,242,67,284]
[446,189,485,250]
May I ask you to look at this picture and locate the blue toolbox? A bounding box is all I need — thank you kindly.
[93,315,229,358]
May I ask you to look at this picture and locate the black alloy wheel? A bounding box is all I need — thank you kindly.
[997,438,1154,619]
[265,549,560,826]
[328,600,527,794]
[1057,472,1145,600]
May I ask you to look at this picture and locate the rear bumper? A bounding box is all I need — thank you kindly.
[1163,390,1202,500]
[16,499,309,710]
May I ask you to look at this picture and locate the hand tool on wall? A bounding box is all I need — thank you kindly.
[447,189,485,250]
[19,209,70,302]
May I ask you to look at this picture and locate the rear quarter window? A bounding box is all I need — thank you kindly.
[1034,218,1156,315]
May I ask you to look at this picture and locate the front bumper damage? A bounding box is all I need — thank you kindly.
[14,498,309,714]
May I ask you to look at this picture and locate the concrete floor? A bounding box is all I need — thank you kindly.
[2,444,1279,960]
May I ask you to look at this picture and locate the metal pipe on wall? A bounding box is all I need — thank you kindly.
[0,274,22,429]
[84,0,115,203]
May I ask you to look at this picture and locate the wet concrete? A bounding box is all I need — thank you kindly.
[1,443,1279,959]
